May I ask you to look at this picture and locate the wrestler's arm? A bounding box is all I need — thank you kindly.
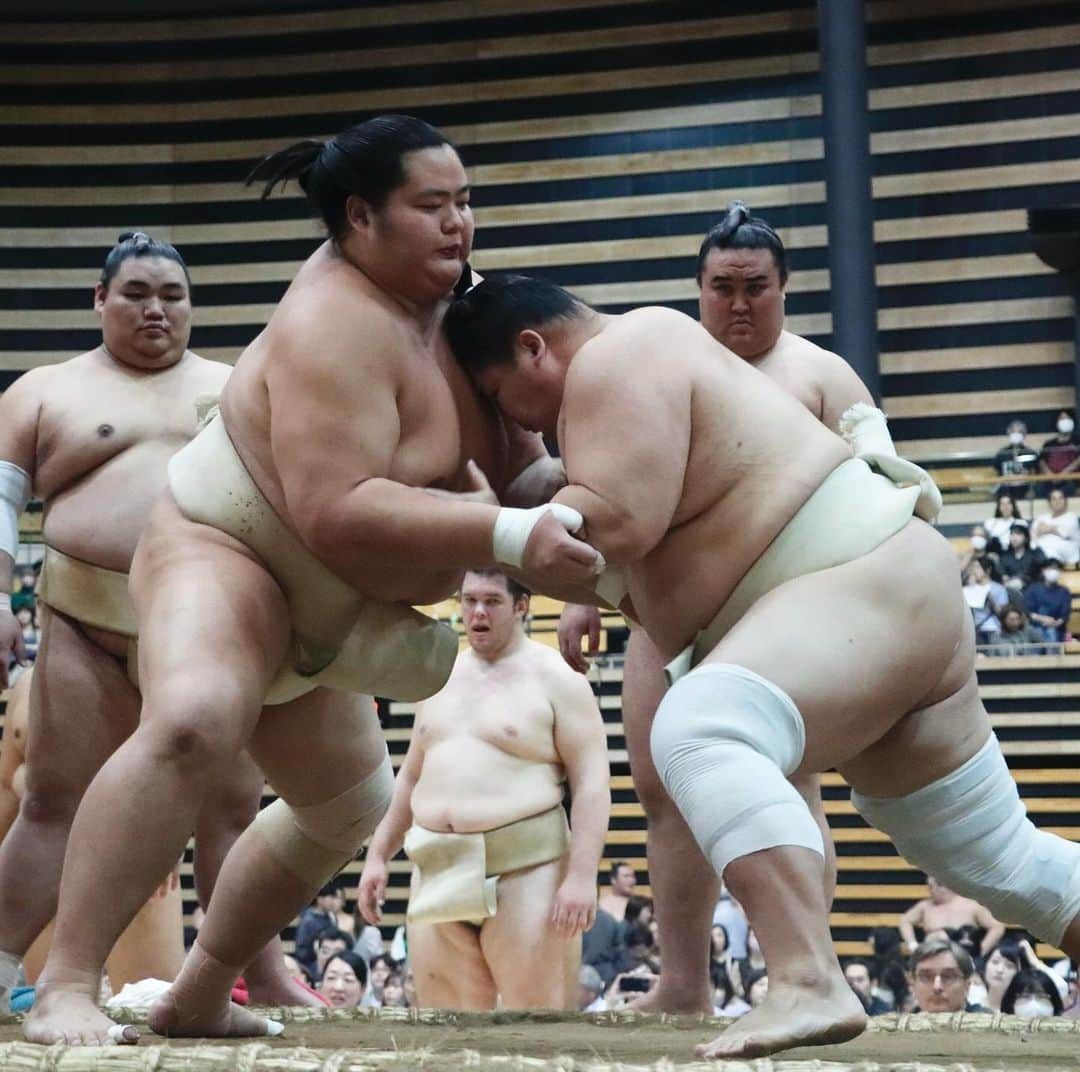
[357,710,427,924]
[898,900,924,952]
[550,341,690,565]
[268,320,599,602]
[501,420,566,508]
[813,345,874,432]
[0,372,43,683]
[973,904,1005,956]
[550,664,611,937]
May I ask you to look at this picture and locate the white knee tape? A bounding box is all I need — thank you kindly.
[852,735,1080,946]
[650,663,824,879]
[254,752,394,884]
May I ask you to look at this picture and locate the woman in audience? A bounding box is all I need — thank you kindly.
[744,968,769,1009]
[381,972,409,1008]
[985,493,1026,554]
[988,607,1041,656]
[318,951,368,1009]
[963,557,1009,644]
[362,954,398,1007]
[1038,410,1080,496]
[710,924,736,988]
[959,525,994,575]
[1001,968,1064,1017]
[711,961,751,1018]
[980,941,1022,1011]
[998,523,1044,591]
[730,927,766,999]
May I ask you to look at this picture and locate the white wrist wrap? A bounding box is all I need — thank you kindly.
[837,403,942,524]
[493,504,585,567]
[0,595,9,615]
[0,461,30,561]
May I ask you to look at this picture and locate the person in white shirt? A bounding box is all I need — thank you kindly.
[1032,488,1080,566]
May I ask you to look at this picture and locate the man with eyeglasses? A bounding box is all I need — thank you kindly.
[909,937,990,1013]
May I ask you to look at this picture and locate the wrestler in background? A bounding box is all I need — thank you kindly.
[358,569,609,1009]
[0,670,183,994]
[24,117,594,1046]
[559,203,875,1014]
[0,233,312,1016]
[446,275,1080,1060]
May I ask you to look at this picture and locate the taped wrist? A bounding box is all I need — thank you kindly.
[0,462,30,561]
[493,504,585,567]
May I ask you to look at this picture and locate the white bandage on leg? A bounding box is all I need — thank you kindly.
[837,403,942,523]
[493,504,591,568]
[0,461,30,561]
[253,753,394,884]
[852,735,1080,946]
[650,663,824,878]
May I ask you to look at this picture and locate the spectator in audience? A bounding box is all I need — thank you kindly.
[363,953,397,1008]
[1039,410,1080,496]
[730,926,766,999]
[909,937,989,1013]
[598,862,637,923]
[711,962,751,1018]
[979,941,1021,1011]
[984,493,1026,554]
[381,972,408,1008]
[616,923,661,977]
[13,607,38,665]
[581,901,624,986]
[352,921,385,966]
[958,525,993,576]
[712,886,749,960]
[318,951,368,1009]
[994,419,1039,496]
[1001,968,1064,1018]
[999,523,1045,591]
[10,569,37,615]
[604,965,658,1009]
[294,885,343,977]
[988,607,1041,656]
[578,964,608,1012]
[743,968,769,1009]
[1024,558,1072,646]
[624,895,654,932]
[312,927,352,984]
[963,557,1009,644]
[843,959,890,1015]
[1032,487,1080,566]
[899,875,1005,957]
[709,924,737,989]
[328,885,356,939]
[402,969,418,1009]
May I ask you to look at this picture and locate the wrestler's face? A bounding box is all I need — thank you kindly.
[361,144,473,304]
[912,952,967,1013]
[697,247,785,361]
[927,875,950,902]
[94,256,192,371]
[460,571,527,659]
[474,331,565,437]
[320,957,363,1008]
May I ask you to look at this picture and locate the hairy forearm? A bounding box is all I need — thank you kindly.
[566,782,611,879]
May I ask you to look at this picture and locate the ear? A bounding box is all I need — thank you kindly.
[517,328,546,368]
[93,282,107,314]
[345,194,373,233]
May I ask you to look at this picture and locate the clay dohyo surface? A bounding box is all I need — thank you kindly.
[2,1009,1080,1070]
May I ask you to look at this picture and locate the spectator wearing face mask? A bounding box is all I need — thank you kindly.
[1025,559,1072,645]
[1001,968,1064,1018]
[1039,411,1080,496]
[1032,487,1080,567]
[998,523,1044,591]
[959,525,995,576]
[984,493,1026,555]
[995,419,1038,497]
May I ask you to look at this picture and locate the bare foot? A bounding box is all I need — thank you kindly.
[245,975,326,1009]
[24,985,130,1046]
[695,972,866,1060]
[629,980,712,1015]
[148,989,283,1039]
